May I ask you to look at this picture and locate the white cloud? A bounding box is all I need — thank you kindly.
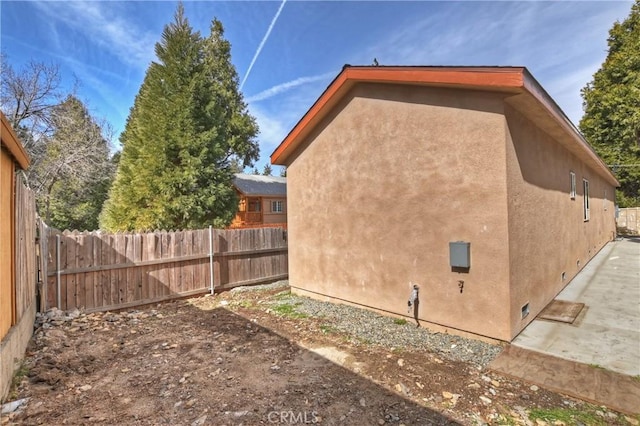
[246,71,336,103]
[355,1,631,126]
[249,104,290,157]
[32,1,156,70]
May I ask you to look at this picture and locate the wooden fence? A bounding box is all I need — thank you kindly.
[617,207,639,235]
[44,227,288,312]
[14,178,37,324]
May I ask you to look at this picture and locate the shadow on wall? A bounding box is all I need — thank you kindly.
[15,304,462,425]
[505,104,608,198]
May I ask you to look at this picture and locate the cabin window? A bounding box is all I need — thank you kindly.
[248,198,261,212]
[271,200,283,213]
[569,171,576,199]
[583,179,590,221]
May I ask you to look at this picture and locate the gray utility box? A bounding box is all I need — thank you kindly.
[449,241,471,268]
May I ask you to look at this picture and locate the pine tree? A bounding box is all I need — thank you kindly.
[580,0,640,207]
[101,4,259,231]
[262,164,273,176]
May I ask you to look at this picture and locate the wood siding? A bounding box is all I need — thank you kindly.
[0,148,14,338]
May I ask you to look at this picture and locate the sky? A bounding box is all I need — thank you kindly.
[0,1,634,174]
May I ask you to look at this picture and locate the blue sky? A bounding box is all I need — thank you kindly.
[1,1,633,173]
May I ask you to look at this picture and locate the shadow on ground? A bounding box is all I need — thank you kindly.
[14,303,460,425]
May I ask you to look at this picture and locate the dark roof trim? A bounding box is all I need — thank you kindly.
[1,112,30,169]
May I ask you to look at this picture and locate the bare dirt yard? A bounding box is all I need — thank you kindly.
[3,282,636,425]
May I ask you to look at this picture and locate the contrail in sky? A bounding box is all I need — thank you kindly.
[240,0,287,90]
[246,71,337,103]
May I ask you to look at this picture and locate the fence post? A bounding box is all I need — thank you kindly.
[56,234,61,309]
[209,225,214,295]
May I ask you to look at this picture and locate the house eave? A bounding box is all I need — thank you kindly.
[1,112,30,170]
[270,65,618,187]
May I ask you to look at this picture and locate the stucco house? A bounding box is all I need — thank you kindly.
[231,173,287,228]
[271,66,618,342]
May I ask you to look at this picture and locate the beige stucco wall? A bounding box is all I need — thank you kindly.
[262,197,287,224]
[504,105,616,338]
[287,84,516,340]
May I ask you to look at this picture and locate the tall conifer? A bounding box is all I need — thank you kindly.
[101,4,259,230]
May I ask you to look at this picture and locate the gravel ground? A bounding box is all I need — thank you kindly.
[244,281,503,368]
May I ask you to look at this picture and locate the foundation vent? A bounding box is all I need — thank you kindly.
[521,303,530,319]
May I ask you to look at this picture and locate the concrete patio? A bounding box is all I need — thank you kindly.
[512,237,640,376]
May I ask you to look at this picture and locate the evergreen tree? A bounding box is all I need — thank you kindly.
[262,164,272,176]
[580,0,640,207]
[101,4,259,231]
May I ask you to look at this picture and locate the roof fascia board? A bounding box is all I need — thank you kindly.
[1,113,30,170]
[271,67,525,165]
[521,70,619,186]
[271,66,618,187]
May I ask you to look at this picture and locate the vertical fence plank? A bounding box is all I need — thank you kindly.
[43,226,288,312]
[161,231,169,295]
[92,232,101,309]
[106,234,117,306]
[151,232,160,297]
[47,230,57,309]
[115,233,125,304]
[63,232,74,310]
[82,233,93,310]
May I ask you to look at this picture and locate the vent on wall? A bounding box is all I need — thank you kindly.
[521,303,530,319]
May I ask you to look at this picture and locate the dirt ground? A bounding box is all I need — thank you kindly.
[3,285,635,425]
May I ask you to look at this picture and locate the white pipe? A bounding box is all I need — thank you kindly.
[209,225,214,295]
[56,234,61,308]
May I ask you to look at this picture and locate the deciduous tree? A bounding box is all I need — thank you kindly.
[34,95,114,229]
[1,56,114,230]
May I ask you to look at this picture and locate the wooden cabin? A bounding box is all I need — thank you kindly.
[231,173,287,228]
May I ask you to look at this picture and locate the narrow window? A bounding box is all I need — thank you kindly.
[570,171,576,199]
[583,179,590,221]
[604,189,608,211]
[271,200,283,213]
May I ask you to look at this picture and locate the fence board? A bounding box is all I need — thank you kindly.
[617,207,639,235]
[14,180,36,320]
[44,227,288,312]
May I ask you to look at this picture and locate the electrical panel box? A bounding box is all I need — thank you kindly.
[449,241,471,268]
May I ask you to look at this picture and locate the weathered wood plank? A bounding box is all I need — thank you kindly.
[116,233,126,304]
[82,233,93,310]
[163,232,172,296]
[64,235,75,310]
[44,226,288,312]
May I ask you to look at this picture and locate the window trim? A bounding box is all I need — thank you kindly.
[583,179,590,221]
[570,171,576,199]
[271,200,283,213]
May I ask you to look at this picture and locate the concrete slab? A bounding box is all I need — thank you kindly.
[512,237,640,376]
[489,345,640,415]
